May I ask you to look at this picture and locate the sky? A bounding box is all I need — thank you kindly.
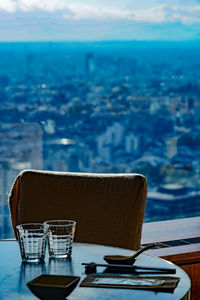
[0,0,200,41]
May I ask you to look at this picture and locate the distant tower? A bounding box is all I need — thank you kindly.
[150,100,160,114]
[85,53,95,76]
[0,161,18,238]
[166,137,178,159]
[26,52,34,80]
[0,161,9,238]
[126,134,139,154]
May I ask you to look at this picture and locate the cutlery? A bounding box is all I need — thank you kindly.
[104,243,159,265]
[82,262,176,274]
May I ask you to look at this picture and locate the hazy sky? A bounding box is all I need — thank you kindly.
[0,0,200,41]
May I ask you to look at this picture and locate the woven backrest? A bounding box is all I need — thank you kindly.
[9,170,147,250]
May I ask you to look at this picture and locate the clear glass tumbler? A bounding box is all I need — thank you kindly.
[44,220,76,259]
[16,223,46,263]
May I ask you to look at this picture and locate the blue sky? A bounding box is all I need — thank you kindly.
[0,0,200,41]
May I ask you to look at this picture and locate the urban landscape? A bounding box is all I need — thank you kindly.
[0,41,200,238]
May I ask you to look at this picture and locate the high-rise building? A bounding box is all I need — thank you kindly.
[85,53,95,76]
[0,123,43,238]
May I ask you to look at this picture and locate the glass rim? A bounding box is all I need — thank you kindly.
[43,219,76,226]
[16,223,44,230]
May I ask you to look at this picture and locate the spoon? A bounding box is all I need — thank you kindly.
[104,243,159,265]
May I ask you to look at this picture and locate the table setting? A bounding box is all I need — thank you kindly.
[3,220,189,300]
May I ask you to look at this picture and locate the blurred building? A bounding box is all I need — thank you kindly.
[0,123,43,237]
[85,53,95,76]
[146,184,200,219]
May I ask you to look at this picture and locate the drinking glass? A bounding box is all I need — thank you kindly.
[16,223,46,263]
[44,220,76,259]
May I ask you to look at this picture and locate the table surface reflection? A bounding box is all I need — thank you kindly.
[0,240,190,300]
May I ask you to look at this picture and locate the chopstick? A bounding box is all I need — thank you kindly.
[82,262,176,274]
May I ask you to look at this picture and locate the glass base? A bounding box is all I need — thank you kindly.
[22,257,45,263]
[49,253,70,259]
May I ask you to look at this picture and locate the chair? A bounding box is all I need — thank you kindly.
[9,170,147,250]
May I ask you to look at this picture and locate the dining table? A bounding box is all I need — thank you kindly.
[0,240,191,300]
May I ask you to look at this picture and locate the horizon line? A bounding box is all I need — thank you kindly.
[0,39,200,43]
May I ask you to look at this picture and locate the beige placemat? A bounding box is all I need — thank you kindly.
[80,275,180,292]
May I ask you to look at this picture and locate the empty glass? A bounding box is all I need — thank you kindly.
[44,220,76,259]
[16,223,46,263]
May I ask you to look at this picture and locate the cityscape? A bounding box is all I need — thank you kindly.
[0,41,200,238]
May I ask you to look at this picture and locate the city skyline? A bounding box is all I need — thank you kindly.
[0,37,199,236]
[0,0,200,41]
